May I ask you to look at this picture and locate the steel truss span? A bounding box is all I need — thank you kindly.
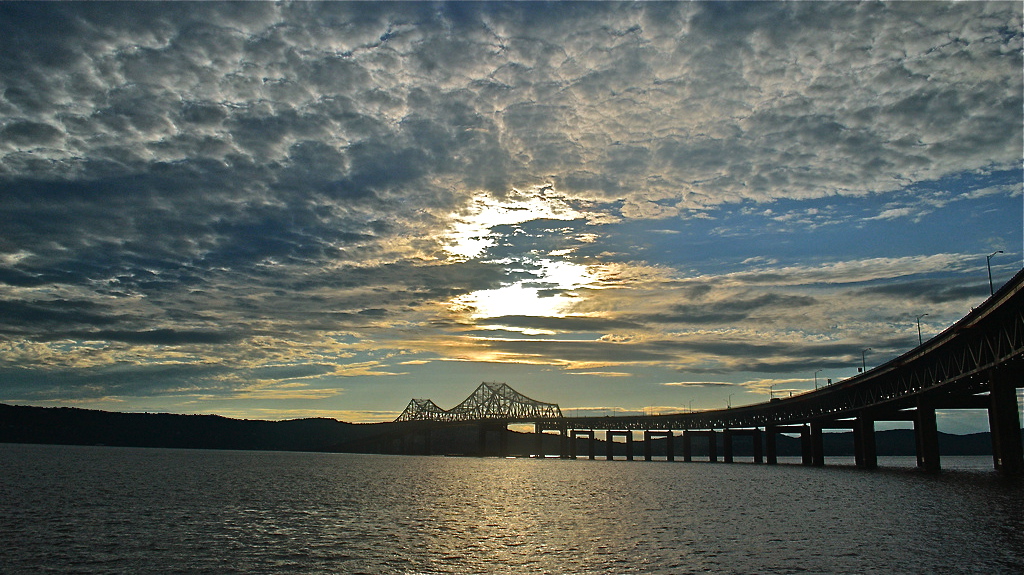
[395,381,563,422]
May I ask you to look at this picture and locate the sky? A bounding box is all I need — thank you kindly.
[0,2,1021,433]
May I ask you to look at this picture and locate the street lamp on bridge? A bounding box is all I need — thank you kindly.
[916,313,929,345]
[727,393,733,409]
[814,368,822,390]
[988,250,1003,295]
[861,348,871,373]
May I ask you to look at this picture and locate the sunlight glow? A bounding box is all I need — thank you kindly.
[453,282,581,321]
[441,189,583,261]
[451,258,605,322]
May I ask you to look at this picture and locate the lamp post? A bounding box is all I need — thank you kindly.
[688,399,693,413]
[861,348,871,372]
[769,385,775,400]
[814,369,822,390]
[988,250,1003,295]
[727,393,734,409]
[916,313,928,345]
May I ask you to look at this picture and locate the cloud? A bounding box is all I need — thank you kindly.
[661,381,733,388]
[635,293,818,325]
[0,2,1019,416]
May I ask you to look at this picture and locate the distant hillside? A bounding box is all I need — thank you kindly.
[0,403,1013,457]
[0,403,393,452]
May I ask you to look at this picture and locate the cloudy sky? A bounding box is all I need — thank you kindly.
[1,2,1021,432]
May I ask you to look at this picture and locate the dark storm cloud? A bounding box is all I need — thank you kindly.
[464,331,912,375]
[849,279,989,305]
[64,329,241,346]
[636,293,818,325]
[0,362,236,402]
[480,315,642,333]
[0,299,122,331]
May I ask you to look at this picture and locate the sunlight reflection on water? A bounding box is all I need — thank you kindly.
[1,444,1021,574]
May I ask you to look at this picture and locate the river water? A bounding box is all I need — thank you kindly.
[1,443,1021,574]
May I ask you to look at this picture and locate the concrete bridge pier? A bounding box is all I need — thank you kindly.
[643,430,674,461]
[765,426,806,464]
[989,369,1024,474]
[569,430,596,460]
[721,429,763,463]
[476,421,509,457]
[421,428,433,456]
[810,423,825,467]
[853,415,877,469]
[683,430,717,462]
[765,425,777,464]
[915,401,941,472]
[606,430,633,460]
[800,425,813,465]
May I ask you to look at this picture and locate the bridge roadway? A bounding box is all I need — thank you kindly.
[393,268,1024,474]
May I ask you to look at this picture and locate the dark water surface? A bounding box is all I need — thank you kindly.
[1,443,1021,574]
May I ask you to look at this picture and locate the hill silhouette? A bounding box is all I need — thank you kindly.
[0,403,1008,457]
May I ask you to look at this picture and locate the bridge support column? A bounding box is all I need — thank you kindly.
[915,402,941,473]
[588,431,596,460]
[534,423,544,458]
[643,431,675,461]
[752,429,763,463]
[765,425,778,464]
[682,430,693,462]
[605,430,633,460]
[423,428,433,456]
[568,430,597,460]
[854,416,877,469]
[810,423,825,467]
[723,429,734,463]
[708,430,718,462]
[560,427,569,459]
[800,425,813,465]
[989,370,1023,475]
[477,425,487,457]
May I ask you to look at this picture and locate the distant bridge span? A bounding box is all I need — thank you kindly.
[393,268,1024,474]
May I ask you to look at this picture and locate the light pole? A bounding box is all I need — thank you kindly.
[988,250,1003,295]
[727,393,734,409]
[688,399,693,413]
[814,369,822,390]
[916,313,928,345]
[769,385,775,400]
[861,348,871,372]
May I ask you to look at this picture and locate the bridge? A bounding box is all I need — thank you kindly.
[396,381,562,422]
[390,268,1024,474]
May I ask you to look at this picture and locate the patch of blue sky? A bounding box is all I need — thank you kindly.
[599,170,1021,279]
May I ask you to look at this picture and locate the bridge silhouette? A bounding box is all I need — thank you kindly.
[390,269,1024,475]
